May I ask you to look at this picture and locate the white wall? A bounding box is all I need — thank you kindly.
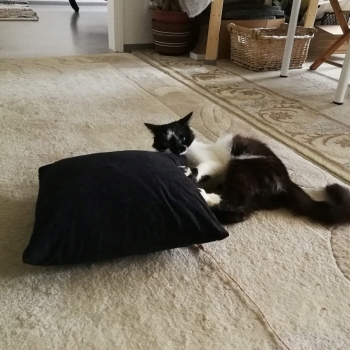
[123,0,153,45]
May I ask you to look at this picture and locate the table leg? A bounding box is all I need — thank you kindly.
[280,0,302,77]
[333,41,350,104]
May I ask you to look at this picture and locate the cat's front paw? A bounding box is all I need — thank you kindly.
[198,188,221,207]
[178,166,192,178]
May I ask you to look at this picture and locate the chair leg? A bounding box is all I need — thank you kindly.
[69,0,79,12]
[310,0,349,70]
[330,0,349,33]
[204,0,224,62]
[310,31,350,70]
[334,42,350,104]
[303,0,318,28]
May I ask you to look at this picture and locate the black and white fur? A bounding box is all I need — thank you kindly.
[145,113,350,226]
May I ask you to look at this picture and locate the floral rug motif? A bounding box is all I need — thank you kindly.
[135,51,350,184]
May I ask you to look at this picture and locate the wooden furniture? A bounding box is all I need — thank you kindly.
[205,0,224,61]
[310,0,350,69]
[304,0,320,27]
[308,25,349,56]
[204,0,350,104]
[204,0,319,63]
[283,0,350,104]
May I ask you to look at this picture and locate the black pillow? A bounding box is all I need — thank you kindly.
[23,151,228,266]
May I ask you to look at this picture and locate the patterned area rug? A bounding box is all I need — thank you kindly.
[0,0,38,21]
[1,54,350,349]
[135,51,350,184]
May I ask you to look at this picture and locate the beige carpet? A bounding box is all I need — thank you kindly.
[0,54,350,350]
[135,52,350,185]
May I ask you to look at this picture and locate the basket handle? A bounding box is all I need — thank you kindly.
[227,23,264,39]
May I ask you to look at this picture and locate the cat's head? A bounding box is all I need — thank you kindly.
[144,112,195,155]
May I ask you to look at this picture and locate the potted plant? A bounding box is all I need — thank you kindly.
[151,0,191,56]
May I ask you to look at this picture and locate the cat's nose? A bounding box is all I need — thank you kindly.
[170,142,186,155]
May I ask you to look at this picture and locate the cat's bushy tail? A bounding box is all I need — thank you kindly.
[285,182,350,226]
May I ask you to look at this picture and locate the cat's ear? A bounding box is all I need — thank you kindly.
[144,123,157,133]
[179,112,193,127]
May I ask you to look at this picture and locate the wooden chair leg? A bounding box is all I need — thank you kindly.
[205,0,224,62]
[330,0,349,33]
[310,30,350,70]
[304,0,319,27]
[309,0,350,70]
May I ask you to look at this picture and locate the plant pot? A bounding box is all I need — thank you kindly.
[153,9,189,24]
[152,20,191,56]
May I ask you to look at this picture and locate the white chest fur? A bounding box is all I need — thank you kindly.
[186,134,233,168]
[186,134,233,189]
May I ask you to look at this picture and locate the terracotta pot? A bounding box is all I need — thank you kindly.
[152,20,191,56]
[153,10,189,24]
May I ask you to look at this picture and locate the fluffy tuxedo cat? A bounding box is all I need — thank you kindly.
[145,113,350,226]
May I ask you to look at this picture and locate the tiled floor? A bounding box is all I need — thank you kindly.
[0,5,108,59]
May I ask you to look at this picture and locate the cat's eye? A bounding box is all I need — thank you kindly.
[163,142,169,148]
[180,136,186,144]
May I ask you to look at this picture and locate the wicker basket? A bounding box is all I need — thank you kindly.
[228,23,316,71]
